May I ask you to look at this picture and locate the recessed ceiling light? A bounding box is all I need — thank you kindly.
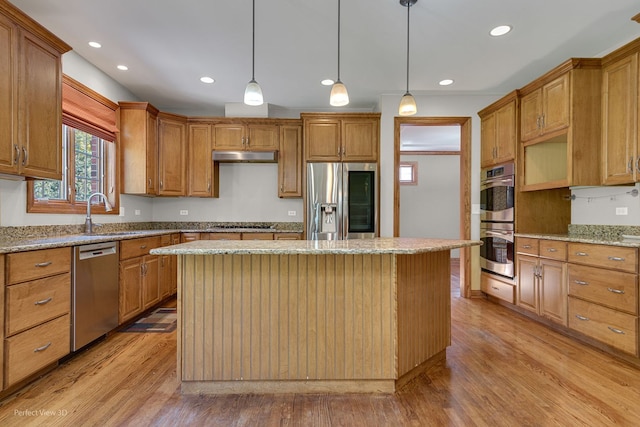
[490,25,512,37]
[321,79,334,86]
[439,79,454,86]
[200,76,215,84]
[88,41,101,48]
[117,65,128,71]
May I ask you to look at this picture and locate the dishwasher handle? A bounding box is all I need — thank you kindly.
[77,242,117,261]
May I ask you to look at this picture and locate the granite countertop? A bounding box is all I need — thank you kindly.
[515,232,640,248]
[150,237,481,256]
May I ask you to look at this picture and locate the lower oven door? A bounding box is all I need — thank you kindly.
[480,223,514,279]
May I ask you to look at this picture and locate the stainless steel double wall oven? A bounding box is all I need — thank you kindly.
[480,163,515,278]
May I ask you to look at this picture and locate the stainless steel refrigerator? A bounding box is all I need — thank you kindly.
[306,162,378,240]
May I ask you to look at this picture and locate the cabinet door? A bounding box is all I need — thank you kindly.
[188,123,218,197]
[279,125,302,197]
[213,124,245,150]
[342,118,378,162]
[18,29,63,180]
[159,255,171,299]
[0,14,17,175]
[517,254,539,314]
[480,112,496,167]
[146,113,158,194]
[247,124,279,151]
[158,117,187,196]
[119,258,143,324]
[142,256,160,309]
[601,53,638,185]
[304,120,341,161]
[539,258,567,325]
[520,90,542,141]
[494,99,516,164]
[541,74,570,135]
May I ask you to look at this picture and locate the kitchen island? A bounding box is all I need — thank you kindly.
[151,237,480,394]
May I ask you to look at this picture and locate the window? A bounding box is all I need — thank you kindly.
[399,161,418,185]
[27,75,118,214]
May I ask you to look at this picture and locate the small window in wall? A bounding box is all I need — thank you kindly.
[399,162,418,185]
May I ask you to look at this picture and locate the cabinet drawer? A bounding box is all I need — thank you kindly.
[6,247,71,285]
[516,237,539,256]
[205,233,242,240]
[567,264,638,315]
[567,243,637,273]
[539,240,566,261]
[120,236,161,260]
[6,273,71,336]
[5,314,71,387]
[242,232,274,240]
[481,273,515,303]
[568,297,638,355]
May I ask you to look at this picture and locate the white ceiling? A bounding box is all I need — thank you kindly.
[10,0,640,115]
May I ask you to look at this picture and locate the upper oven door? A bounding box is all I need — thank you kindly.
[480,174,514,222]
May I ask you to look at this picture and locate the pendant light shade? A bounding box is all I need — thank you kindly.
[244,0,263,106]
[399,0,417,116]
[330,0,349,106]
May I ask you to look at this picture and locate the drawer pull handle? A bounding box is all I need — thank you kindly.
[522,245,532,249]
[573,280,589,286]
[575,314,589,321]
[491,286,500,291]
[608,256,625,262]
[607,326,625,335]
[34,342,52,353]
[546,248,558,252]
[140,245,147,249]
[575,252,588,257]
[34,297,53,305]
[607,287,625,295]
[35,261,52,268]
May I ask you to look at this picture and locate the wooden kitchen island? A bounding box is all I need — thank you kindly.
[151,237,480,394]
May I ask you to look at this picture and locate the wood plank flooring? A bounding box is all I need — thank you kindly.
[1,262,640,426]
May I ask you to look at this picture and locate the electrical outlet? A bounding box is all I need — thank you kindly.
[119,207,125,217]
[180,210,189,216]
[134,209,141,216]
[616,207,628,215]
[288,210,297,216]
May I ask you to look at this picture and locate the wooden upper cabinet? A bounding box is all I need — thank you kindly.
[0,3,70,179]
[518,59,602,191]
[479,91,517,167]
[601,50,639,185]
[520,74,570,142]
[302,113,380,162]
[278,124,302,198]
[157,113,187,196]
[119,102,159,195]
[187,123,219,197]
[213,122,279,151]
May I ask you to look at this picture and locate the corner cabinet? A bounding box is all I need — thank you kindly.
[119,102,159,195]
[601,38,640,185]
[302,113,380,162]
[157,113,187,196]
[518,59,602,191]
[187,122,219,197]
[479,91,517,167]
[0,3,71,180]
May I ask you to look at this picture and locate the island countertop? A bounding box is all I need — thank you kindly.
[150,237,481,256]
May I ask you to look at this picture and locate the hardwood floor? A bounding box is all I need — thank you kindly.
[1,262,640,426]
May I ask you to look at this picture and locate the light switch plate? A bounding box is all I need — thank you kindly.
[288,210,297,216]
[180,210,189,216]
[616,207,628,215]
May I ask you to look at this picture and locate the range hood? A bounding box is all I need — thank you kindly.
[212,151,278,163]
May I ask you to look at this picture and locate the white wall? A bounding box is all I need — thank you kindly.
[571,184,640,226]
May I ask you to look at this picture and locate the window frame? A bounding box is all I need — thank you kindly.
[399,161,418,185]
[27,75,119,215]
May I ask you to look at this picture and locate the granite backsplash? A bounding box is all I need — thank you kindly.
[568,224,640,240]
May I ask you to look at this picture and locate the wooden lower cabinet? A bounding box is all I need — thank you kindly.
[274,233,302,240]
[516,239,568,326]
[119,257,144,323]
[481,271,515,304]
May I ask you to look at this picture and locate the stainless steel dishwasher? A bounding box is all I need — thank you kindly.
[72,241,119,351]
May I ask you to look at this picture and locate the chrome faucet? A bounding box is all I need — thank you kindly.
[85,192,113,234]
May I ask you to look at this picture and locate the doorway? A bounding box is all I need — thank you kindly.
[393,117,472,297]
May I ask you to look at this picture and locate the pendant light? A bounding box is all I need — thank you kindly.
[244,0,263,106]
[330,0,349,106]
[399,0,417,116]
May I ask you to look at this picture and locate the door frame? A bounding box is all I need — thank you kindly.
[393,117,472,298]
